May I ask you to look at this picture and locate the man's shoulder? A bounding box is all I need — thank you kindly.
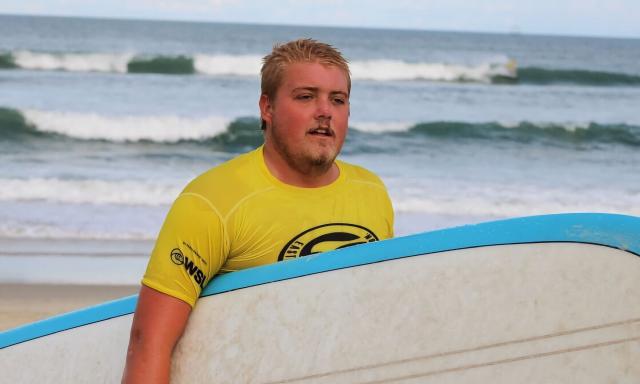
[189,149,257,185]
[338,159,387,190]
[179,147,269,213]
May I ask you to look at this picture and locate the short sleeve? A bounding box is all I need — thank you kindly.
[142,193,228,307]
[384,189,395,238]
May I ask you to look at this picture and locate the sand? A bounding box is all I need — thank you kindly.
[0,283,139,332]
[0,236,149,332]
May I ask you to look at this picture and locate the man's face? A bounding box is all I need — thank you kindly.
[260,61,350,174]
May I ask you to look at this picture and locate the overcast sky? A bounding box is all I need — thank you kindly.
[1,0,639,38]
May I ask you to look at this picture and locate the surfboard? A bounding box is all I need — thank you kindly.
[1,213,639,383]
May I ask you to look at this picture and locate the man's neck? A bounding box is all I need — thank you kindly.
[262,145,340,188]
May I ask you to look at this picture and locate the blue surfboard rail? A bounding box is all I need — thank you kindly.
[2,213,639,349]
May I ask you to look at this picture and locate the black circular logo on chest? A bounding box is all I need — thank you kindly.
[278,223,378,261]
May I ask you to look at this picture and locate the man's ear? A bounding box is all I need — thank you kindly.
[259,94,273,128]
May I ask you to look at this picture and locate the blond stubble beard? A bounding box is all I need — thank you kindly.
[268,124,338,177]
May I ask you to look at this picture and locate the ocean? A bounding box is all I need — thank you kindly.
[1,14,639,283]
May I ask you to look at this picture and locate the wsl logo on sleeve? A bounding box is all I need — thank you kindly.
[170,247,207,289]
[279,223,378,261]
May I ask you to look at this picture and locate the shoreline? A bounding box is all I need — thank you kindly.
[0,215,494,332]
[0,283,139,332]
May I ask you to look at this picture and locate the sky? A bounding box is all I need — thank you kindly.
[1,0,639,39]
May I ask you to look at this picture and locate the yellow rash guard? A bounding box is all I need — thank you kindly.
[142,145,394,307]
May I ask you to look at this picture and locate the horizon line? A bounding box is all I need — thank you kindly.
[1,12,639,41]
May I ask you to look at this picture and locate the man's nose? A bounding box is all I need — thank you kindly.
[315,97,332,121]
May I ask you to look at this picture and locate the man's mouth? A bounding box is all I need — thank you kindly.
[307,127,334,137]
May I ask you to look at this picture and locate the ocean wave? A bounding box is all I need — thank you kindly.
[0,177,179,205]
[351,120,640,148]
[193,54,263,76]
[129,55,195,74]
[349,121,413,133]
[1,50,515,83]
[5,51,133,72]
[0,51,265,76]
[350,58,516,82]
[0,107,232,142]
[2,108,638,148]
[391,180,640,218]
[0,107,48,139]
[393,193,640,217]
[2,177,637,237]
[3,50,639,86]
[406,121,640,147]
[514,67,640,86]
[0,222,157,240]
[0,53,18,69]
[0,107,263,145]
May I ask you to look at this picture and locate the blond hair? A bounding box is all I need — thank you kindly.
[260,39,351,129]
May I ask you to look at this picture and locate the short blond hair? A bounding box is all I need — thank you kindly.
[261,38,351,100]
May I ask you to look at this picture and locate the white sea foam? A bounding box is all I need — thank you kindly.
[2,178,637,241]
[351,121,412,133]
[353,120,603,134]
[22,110,230,142]
[5,176,624,218]
[192,55,516,82]
[0,178,179,205]
[193,54,263,76]
[16,108,631,142]
[392,186,640,217]
[497,120,592,132]
[18,108,624,141]
[349,58,515,82]
[0,222,156,240]
[13,51,133,73]
[9,51,516,83]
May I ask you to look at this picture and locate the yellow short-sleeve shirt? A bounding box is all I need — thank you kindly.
[142,145,394,307]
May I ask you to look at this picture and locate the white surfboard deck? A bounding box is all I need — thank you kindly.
[1,213,639,383]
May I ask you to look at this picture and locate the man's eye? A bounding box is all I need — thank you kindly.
[296,94,312,100]
[333,98,346,105]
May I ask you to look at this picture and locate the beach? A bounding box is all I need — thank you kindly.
[0,214,468,332]
[0,236,148,331]
[1,15,639,333]
[2,15,639,245]
[0,283,138,331]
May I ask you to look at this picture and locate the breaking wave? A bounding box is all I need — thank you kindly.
[1,51,516,83]
[406,121,640,147]
[515,67,640,86]
[2,107,638,148]
[1,107,232,142]
[3,50,639,86]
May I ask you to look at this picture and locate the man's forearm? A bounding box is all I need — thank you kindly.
[121,285,191,383]
[123,344,172,384]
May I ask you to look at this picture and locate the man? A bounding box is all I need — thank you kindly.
[122,38,394,383]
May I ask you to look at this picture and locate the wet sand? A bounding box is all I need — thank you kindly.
[0,283,139,331]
